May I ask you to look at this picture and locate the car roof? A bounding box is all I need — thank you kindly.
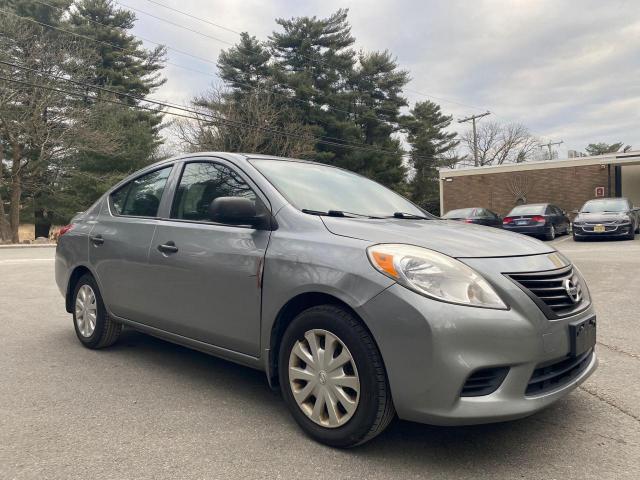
[586,197,629,202]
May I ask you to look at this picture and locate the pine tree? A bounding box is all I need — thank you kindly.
[346,50,409,188]
[402,101,459,212]
[0,0,112,240]
[269,9,356,165]
[57,0,167,214]
[217,32,272,96]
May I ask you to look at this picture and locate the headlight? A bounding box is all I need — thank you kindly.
[367,244,507,309]
[614,218,631,224]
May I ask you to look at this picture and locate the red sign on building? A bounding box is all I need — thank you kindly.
[595,186,605,197]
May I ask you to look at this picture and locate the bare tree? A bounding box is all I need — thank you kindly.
[172,86,316,159]
[0,15,117,242]
[461,121,539,166]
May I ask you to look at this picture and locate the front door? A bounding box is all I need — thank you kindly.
[144,160,271,357]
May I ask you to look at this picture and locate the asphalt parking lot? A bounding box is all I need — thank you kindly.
[1,237,639,479]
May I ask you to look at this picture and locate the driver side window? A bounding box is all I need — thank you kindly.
[171,162,258,222]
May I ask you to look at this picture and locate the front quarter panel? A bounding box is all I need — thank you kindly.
[260,206,394,359]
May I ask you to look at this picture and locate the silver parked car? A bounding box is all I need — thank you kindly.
[56,153,597,447]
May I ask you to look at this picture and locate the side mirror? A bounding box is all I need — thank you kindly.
[572,209,579,215]
[208,197,273,229]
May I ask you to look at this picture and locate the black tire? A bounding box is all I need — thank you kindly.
[278,305,395,448]
[627,229,636,240]
[546,225,556,241]
[72,274,122,349]
[635,222,639,234]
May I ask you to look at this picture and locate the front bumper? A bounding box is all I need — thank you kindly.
[573,224,631,238]
[357,253,597,426]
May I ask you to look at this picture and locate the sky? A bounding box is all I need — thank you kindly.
[126,0,640,158]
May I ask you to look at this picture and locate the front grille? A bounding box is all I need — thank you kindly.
[526,349,593,396]
[506,265,587,319]
[460,367,509,397]
[580,224,619,232]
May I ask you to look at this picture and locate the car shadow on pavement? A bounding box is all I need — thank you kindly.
[76,326,601,472]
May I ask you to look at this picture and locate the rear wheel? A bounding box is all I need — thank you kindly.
[73,274,122,349]
[278,305,394,448]
[546,225,556,241]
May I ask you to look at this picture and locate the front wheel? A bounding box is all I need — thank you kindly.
[73,274,122,349]
[278,305,395,448]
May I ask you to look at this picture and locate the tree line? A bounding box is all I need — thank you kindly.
[0,1,629,242]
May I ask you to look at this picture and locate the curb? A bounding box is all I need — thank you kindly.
[0,243,57,249]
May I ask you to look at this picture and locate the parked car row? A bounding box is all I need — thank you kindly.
[443,197,639,241]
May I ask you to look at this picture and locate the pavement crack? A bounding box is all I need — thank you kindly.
[579,385,640,423]
[596,341,640,360]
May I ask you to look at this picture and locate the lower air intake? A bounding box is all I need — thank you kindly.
[460,367,509,397]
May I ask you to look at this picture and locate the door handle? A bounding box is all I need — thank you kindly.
[90,235,104,245]
[157,241,179,254]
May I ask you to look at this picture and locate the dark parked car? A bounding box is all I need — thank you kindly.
[442,207,502,227]
[502,203,570,240]
[572,197,639,241]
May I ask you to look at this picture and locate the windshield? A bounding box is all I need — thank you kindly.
[250,159,427,218]
[509,204,546,216]
[443,208,477,218]
[581,199,629,213]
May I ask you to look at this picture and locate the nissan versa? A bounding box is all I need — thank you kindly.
[55,153,598,447]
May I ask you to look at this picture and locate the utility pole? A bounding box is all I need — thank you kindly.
[458,111,491,166]
[540,140,563,160]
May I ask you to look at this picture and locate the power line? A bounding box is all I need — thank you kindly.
[0,61,443,161]
[116,1,406,118]
[135,0,344,75]
[21,3,401,122]
[118,0,549,142]
[136,0,508,117]
[0,8,459,164]
[144,0,242,35]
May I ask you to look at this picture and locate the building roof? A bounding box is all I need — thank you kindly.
[439,150,640,178]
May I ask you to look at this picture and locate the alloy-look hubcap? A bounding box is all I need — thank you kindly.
[75,285,97,338]
[288,329,360,428]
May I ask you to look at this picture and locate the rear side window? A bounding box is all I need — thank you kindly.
[110,166,172,217]
[110,186,129,215]
[171,162,258,222]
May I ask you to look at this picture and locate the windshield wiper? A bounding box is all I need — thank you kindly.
[390,212,431,220]
[301,209,382,219]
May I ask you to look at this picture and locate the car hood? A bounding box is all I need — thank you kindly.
[575,212,630,222]
[321,217,554,258]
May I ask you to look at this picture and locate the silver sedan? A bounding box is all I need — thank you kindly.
[55,153,597,447]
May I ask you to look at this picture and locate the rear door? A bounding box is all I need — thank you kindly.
[89,165,174,323]
[143,159,271,357]
[548,205,565,231]
[487,210,502,227]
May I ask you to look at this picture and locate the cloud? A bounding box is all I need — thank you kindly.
[128,0,640,154]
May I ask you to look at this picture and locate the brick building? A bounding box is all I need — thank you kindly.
[439,151,640,217]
